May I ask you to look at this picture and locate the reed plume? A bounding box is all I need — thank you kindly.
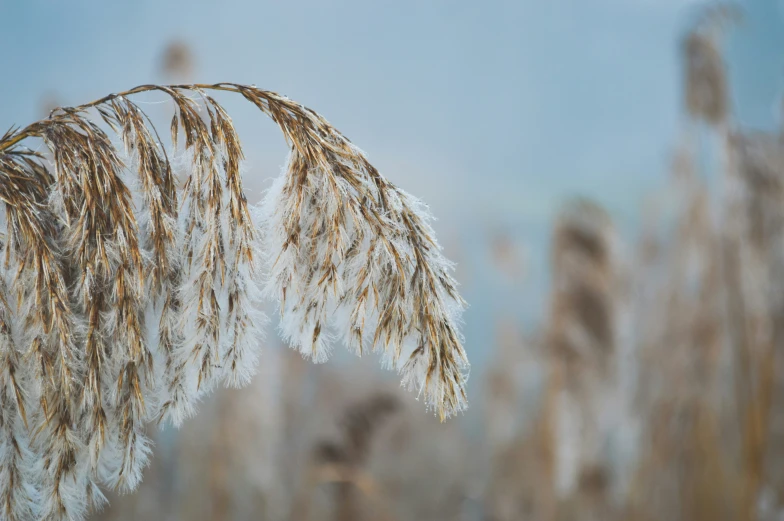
[682,3,740,125]
[0,82,468,520]
[546,198,617,519]
[159,41,194,80]
[299,393,400,521]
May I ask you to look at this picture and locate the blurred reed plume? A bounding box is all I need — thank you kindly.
[682,2,740,125]
[159,41,195,80]
[546,198,617,521]
[0,82,468,520]
[305,393,400,521]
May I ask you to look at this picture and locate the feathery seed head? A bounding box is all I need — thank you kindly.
[0,82,468,520]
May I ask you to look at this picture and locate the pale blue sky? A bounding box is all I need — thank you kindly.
[6,0,780,220]
[1,0,782,365]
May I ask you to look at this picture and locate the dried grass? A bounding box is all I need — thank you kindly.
[0,82,468,520]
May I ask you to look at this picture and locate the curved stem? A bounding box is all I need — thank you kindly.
[0,83,288,153]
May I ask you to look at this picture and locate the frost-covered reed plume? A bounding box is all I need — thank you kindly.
[0,83,468,521]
